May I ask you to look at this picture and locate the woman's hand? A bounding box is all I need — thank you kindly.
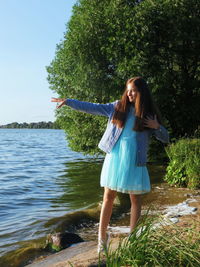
[51,98,66,109]
[144,115,160,129]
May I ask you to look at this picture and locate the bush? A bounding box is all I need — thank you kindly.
[164,138,200,189]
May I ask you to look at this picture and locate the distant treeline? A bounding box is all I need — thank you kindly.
[0,121,60,129]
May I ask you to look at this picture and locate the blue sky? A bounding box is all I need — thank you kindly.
[0,0,77,125]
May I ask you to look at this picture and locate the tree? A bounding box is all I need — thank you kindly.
[47,0,200,155]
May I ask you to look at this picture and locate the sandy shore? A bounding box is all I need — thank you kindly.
[25,237,122,267]
[26,195,200,267]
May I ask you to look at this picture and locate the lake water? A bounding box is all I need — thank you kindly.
[0,129,104,258]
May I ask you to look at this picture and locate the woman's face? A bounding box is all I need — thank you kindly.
[126,83,137,103]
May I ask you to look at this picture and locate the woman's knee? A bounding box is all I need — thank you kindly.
[103,188,117,202]
[129,194,142,205]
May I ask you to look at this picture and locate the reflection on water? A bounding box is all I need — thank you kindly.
[51,158,104,210]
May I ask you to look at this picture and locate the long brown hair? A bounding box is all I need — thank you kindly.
[112,77,162,131]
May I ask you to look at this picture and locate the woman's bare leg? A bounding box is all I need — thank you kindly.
[98,187,117,241]
[129,194,142,232]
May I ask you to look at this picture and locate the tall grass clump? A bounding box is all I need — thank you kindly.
[103,216,200,266]
[164,138,200,189]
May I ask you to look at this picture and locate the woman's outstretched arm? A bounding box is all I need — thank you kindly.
[51,98,116,117]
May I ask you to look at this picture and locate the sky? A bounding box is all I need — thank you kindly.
[0,0,77,125]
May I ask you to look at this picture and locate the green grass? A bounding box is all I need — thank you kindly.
[102,215,200,267]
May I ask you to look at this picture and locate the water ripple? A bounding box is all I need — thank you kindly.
[0,129,102,257]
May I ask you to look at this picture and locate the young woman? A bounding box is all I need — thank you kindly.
[51,77,169,253]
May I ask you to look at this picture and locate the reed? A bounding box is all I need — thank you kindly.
[102,215,200,267]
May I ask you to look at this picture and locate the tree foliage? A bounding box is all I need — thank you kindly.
[47,0,200,155]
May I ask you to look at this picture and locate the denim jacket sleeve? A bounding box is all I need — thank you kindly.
[151,125,169,143]
[65,99,116,117]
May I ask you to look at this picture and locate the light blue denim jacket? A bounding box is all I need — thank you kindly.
[65,99,169,166]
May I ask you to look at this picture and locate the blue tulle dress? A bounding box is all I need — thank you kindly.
[100,107,151,194]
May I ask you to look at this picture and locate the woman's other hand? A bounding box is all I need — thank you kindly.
[51,98,66,109]
[144,115,160,129]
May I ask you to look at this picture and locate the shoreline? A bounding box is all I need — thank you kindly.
[26,196,200,267]
[26,192,200,267]
[1,186,199,267]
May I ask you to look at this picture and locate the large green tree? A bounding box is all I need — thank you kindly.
[47,0,200,155]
